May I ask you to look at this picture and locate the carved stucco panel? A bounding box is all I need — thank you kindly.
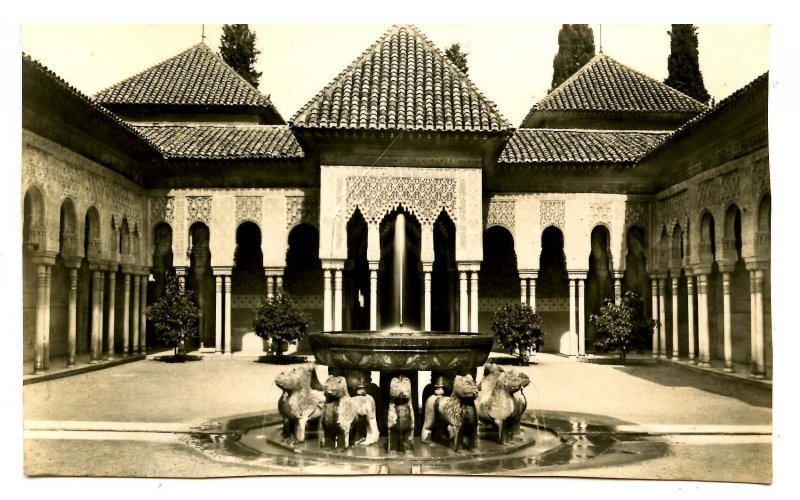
[236,196,262,226]
[345,176,458,225]
[540,200,565,230]
[589,201,612,227]
[286,194,320,228]
[486,200,515,233]
[186,196,212,225]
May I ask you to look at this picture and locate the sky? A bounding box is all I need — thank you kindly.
[20,24,769,126]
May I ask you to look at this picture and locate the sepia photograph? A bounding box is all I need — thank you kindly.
[9,6,789,495]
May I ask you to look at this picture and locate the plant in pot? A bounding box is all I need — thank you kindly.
[589,291,657,361]
[490,302,545,365]
[145,273,201,362]
[252,290,311,364]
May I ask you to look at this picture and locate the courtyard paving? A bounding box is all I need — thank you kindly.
[21,352,774,485]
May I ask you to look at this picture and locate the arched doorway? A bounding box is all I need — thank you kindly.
[285,223,323,351]
[479,225,519,335]
[586,225,614,352]
[22,186,46,364]
[379,208,422,330]
[432,211,456,331]
[757,193,771,377]
[230,222,264,352]
[344,210,369,330]
[539,226,569,353]
[723,204,751,367]
[188,222,214,350]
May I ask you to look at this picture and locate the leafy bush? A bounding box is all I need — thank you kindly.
[252,291,311,357]
[490,303,545,365]
[145,274,200,360]
[589,291,657,361]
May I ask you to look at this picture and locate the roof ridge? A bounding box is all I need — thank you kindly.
[518,127,673,134]
[134,122,289,129]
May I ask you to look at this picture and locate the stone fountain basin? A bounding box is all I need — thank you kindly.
[308,330,494,371]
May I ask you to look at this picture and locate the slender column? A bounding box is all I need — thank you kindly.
[276,275,283,291]
[33,263,50,373]
[671,276,680,361]
[215,273,223,354]
[334,268,343,331]
[614,272,624,303]
[131,273,140,355]
[469,272,479,333]
[323,269,333,331]
[105,270,117,360]
[569,278,577,356]
[529,275,536,313]
[369,264,379,331]
[175,267,187,287]
[459,271,469,332]
[686,274,696,364]
[577,278,586,357]
[722,271,733,372]
[697,273,711,367]
[139,274,148,354]
[658,278,667,358]
[749,271,757,374]
[650,277,659,357]
[89,269,105,362]
[520,278,528,305]
[753,269,766,378]
[266,275,274,298]
[121,273,130,356]
[423,264,432,331]
[223,274,232,354]
[67,267,78,367]
[44,265,52,370]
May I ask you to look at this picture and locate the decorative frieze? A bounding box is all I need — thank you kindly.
[150,196,175,225]
[589,201,612,227]
[624,201,650,229]
[186,196,212,225]
[719,169,742,204]
[346,176,458,225]
[540,200,565,230]
[236,196,262,225]
[286,194,320,228]
[486,200,515,232]
[658,190,689,229]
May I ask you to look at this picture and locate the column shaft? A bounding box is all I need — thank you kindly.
[323,270,333,331]
[106,271,116,360]
[614,277,622,303]
[520,278,528,305]
[266,275,274,298]
[671,277,680,360]
[131,274,140,356]
[658,278,667,358]
[722,272,733,372]
[122,274,130,355]
[34,264,49,373]
[423,269,432,331]
[697,274,711,367]
[651,278,659,357]
[578,279,586,357]
[469,272,479,333]
[139,275,148,354]
[67,268,78,367]
[459,271,469,332]
[334,269,343,331]
[569,279,577,356]
[529,278,536,313]
[749,271,757,374]
[276,276,283,291]
[370,269,378,331]
[90,270,105,362]
[687,275,696,364]
[44,266,51,370]
[215,274,223,353]
[753,269,766,378]
[224,275,232,354]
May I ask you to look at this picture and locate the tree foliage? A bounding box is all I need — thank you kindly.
[551,24,595,90]
[589,291,656,361]
[664,24,710,104]
[145,274,200,358]
[490,303,545,364]
[444,43,469,75]
[252,291,310,356]
[219,24,263,88]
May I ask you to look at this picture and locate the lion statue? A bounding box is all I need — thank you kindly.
[319,375,379,449]
[274,364,325,443]
[421,374,479,451]
[387,376,415,453]
[477,368,529,444]
[507,371,530,438]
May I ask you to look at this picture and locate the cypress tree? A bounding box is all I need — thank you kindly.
[219,24,263,88]
[664,24,710,104]
[444,43,469,75]
[551,24,596,90]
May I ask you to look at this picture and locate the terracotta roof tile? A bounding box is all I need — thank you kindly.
[291,25,511,132]
[95,44,281,116]
[499,128,671,165]
[521,54,707,127]
[134,124,303,160]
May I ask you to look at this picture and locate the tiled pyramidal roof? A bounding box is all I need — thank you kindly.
[291,25,511,132]
[134,124,303,160]
[499,129,671,165]
[94,43,282,117]
[521,54,707,126]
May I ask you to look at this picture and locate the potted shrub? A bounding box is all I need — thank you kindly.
[252,290,310,363]
[589,291,657,361]
[145,273,201,362]
[490,303,545,365]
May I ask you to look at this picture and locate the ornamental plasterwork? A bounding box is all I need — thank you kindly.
[187,196,212,225]
[659,190,689,229]
[150,196,175,225]
[753,157,770,198]
[589,201,612,227]
[486,200,515,232]
[539,200,565,230]
[696,178,718,209]
[719,169,742,204]
[286,194,319,228]
[23,144,144,231]
[346,177,458,225]
[624,201,649,229]
[236,196,262,225]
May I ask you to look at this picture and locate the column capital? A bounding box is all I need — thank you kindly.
[212,266,233,276]
[62,256,83,269]
[519,270,538,280]
[120,264,136,274]
[613,270,625,280]
[422,261,434,273]
[264,266,285,277]
[716,260,737,274]
[568,271,588,280]
[691,265,713,276]
[744,258,770,272]
[368,260,380,271]
[104,261,120,273]
[648,272,667,280]
[321,258,346,270]
[457,261,481,272]
[33,251,58,266]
